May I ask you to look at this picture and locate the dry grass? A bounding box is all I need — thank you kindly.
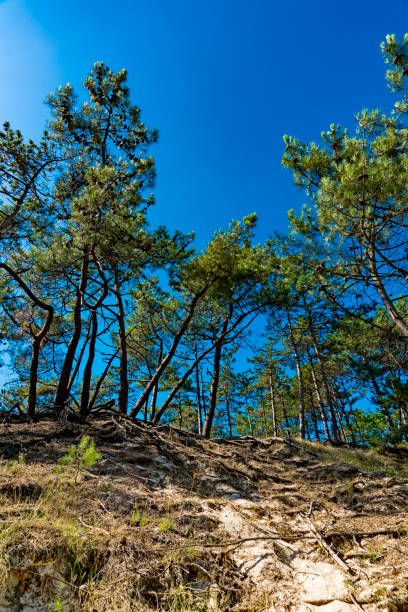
[0,418,408,610]
[297,437,408,478]
[0,466,244,610]
[0,428,246,610]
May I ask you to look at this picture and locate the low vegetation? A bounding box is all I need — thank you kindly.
[0,416,407,610]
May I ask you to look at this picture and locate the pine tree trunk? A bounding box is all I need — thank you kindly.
[178,394,183,429]
[261,398,268,435]
[153,303,242,425]
[201,306,233,439]
[305,416,311,440]
[149,340,163,421]
[368,245,408,339]
[307,346,331,440]
[129,287,209,418]
[246,405,254,436]
[333,385,357,445]
[286,309,305,439]
[330,380,354,444]
[80,310,98,416]
[0,263,54,417]
[114,269,128,414]
[194,342,203,435]
[27,306,54,417]
[276,389,290,432]
[67,317,92,396]
[268,374,278,437]
[88,348,119,412]
[311,336,340,442]
[339,380,366,446]
[225,391,233,437]
[80,256,108,417]
[200,367,207,418]
[54,250,89,409]
[196,370,203,435]
[27,339,41,418]
[305,307,340,442]
[309,393,321,441]
[143,394,150,422]
[202,339,223,439]
[333,401,347,443]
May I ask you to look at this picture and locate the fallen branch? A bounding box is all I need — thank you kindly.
[152,533,315,553]
[298,512,352,574]
[327,527,407,539]
[350,592,365,611]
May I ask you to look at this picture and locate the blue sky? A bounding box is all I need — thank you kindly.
[1,0,408,248]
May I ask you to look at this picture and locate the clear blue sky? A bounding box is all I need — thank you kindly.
[1,0,408,247]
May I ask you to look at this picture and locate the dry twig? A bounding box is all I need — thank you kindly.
[298,512,352,574]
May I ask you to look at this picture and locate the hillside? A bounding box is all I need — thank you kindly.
[0,414,407,611]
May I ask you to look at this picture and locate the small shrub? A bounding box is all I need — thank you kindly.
[130,508,147,527]
[364,543,385,564]
[4,455,25,474]
[159,518,176,533]
[55,435,102,483]
[374,585,387,601]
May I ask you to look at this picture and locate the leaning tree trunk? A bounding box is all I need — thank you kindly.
[88,347,119,412]
[329,381,350,443]
[27,306,54,417]
[246,405,254,436]
[202,308,232,439]
[332,387,356,445]
[153,302,258,425]
[129,286,210,418]
[201,340,223,439]
[339,380,366,446]
[286,309,305,439]
[80,311,98,416]
[368,244,408,340]
[311,336,340,442]
[54,250,89,409]
[80,256,108,417]
[276,389,291,433]
[306,344,331,441]
[149,340,163,422]
[194,341,203,435]
[114,269,129,414]
[304,303,340,442]
[309,393,321,441]
[67,317,92,396]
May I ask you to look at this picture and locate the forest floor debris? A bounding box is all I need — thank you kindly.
[0,415,407,611]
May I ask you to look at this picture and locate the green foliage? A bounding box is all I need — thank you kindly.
[2,38,408,444]
[130,507,148,527]
[4,455,25,474]
[56,436,102,482]
[54,599,68,612]
[159,518,176,533]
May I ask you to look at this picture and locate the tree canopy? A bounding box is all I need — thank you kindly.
[1,36,408,446]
